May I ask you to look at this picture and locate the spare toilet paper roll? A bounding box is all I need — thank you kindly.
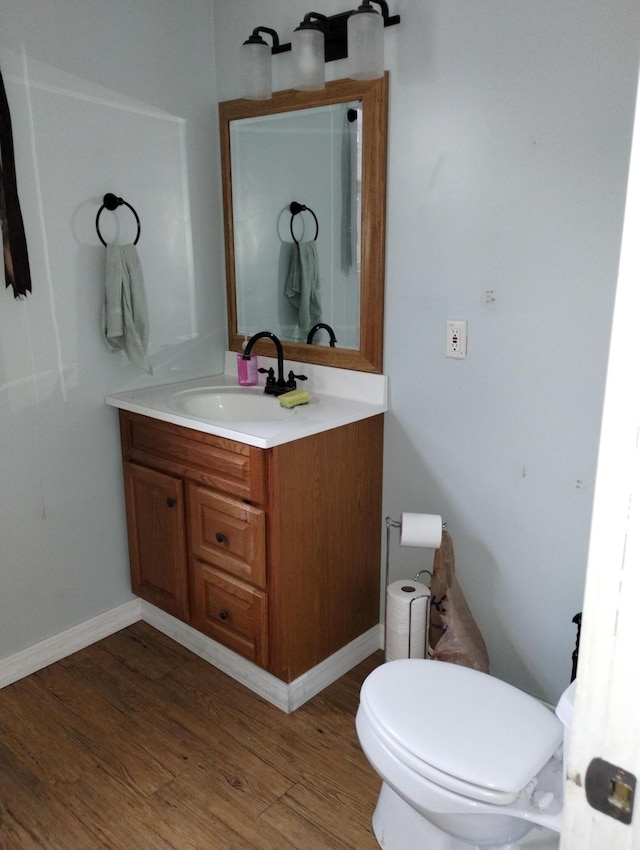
[400,513,443,548]
[385,579,431,662]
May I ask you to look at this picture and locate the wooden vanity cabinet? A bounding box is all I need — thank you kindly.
[118,409,383,683]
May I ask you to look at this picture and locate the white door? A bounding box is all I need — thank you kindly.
[560,64,640,848]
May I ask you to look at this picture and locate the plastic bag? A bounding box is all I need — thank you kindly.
[429,530,489,672]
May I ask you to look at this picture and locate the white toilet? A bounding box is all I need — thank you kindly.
[356,658,576,850]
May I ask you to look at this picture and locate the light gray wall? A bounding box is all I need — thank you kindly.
[214,0,640,701]
[0,0,225,657]
[1,0,638,707]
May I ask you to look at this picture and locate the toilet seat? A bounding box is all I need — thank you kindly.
[360,659,563,805]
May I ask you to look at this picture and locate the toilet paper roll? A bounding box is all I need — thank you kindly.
[400,513,443,549]
[385,579,430,662]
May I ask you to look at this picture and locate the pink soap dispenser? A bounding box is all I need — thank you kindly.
[237,336,258,386]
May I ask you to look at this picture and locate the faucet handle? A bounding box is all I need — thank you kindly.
[258,367,276,389]
[286,371,307,390]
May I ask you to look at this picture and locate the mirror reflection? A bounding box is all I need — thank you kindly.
[231,101,362,351]
[219,75,388,373]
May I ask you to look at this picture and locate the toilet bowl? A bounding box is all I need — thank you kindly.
[356,659,576,850]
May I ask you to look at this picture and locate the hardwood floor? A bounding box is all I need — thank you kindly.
[0,623,384,850]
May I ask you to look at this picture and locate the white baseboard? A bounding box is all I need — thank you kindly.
[286,624,383,712]
[142,601,382,712]
[0,599,142,689]
[0,598,382,712]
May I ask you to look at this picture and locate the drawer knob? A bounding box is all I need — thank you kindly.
[166,498,176,508]
[219,609,229,620]
[215,532,226,543]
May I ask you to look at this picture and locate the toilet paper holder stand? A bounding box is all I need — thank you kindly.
[384,515,446,659]
[384,515,446,588]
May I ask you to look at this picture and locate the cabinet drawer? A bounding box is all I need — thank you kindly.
[188,484,266,588]
[190,561,268,667]
[119,411,266,503]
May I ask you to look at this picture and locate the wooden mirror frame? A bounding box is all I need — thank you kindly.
[219,74,388,374]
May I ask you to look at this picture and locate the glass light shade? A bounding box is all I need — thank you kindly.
[292,26,325,91]
[348,6,384,80]
[241,41,272,100]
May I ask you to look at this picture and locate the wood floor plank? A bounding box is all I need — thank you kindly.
[33,662,190,795]
[280,776,380,850]
[0,742,108,850]
[51,785,168,850]
[96,621,196,680]
[0,624,382,850]
[150,763,301,850]
[166,655,373,794]
[260,795,363,850]
[62,775,188,850]
[68,640,295,810]
[0,676,99,784]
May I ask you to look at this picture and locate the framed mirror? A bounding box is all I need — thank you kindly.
[219,74,388,373]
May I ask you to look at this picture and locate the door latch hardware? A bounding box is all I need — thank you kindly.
[585,757,636,824]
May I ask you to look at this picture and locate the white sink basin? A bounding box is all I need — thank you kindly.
[105,356,387,448]
[170,387,301,421]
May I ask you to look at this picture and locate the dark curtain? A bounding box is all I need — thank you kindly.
[0,64,31,298]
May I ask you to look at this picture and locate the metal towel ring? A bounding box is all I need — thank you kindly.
[289,201,319,244]
[96,193,141,246]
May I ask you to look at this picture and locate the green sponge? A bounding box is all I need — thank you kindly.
[279,389,310,409]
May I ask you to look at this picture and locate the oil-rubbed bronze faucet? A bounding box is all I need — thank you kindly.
[243,331,306,396]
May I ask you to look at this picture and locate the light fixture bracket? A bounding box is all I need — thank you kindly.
[281,1,400,63]
[245,26,292,55]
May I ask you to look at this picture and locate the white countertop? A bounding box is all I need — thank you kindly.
[105,353,388,448]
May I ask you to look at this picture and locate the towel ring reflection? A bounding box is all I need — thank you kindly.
[289,201,319,244]
[96,193,141,246]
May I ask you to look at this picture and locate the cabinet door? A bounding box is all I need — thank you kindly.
[123,462,190,621]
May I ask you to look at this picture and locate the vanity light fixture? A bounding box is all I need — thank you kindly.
[292,13,327,91]
[241,27,291,101]
[241,0,400,99]
[348,1,385,80]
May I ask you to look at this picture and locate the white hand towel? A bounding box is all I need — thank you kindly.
[103,243,152,373]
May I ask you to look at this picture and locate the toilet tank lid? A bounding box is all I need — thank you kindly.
[360,659,564,795]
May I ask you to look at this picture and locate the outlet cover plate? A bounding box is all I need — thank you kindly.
[446,320,467,359]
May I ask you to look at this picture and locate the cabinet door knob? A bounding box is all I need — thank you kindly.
[219,609,229,620]
[166,498,176,508]
[215,532,225,543]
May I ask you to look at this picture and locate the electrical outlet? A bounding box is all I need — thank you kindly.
[446,320,467,359]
